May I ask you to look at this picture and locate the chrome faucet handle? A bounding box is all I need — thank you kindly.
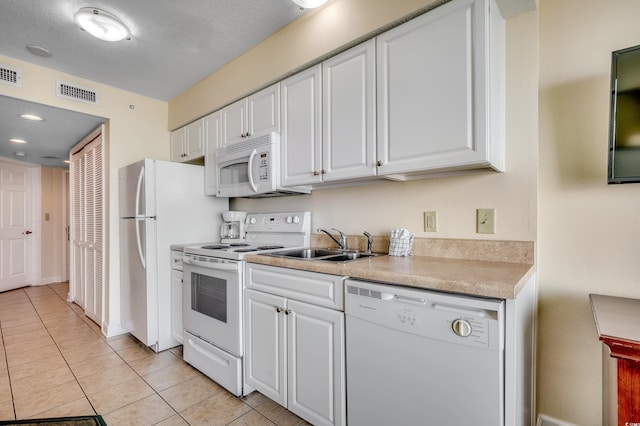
[332,228,347,250]
[363,231,373,253]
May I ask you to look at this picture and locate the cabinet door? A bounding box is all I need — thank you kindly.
[204,111,222,195]
[323,39,377,182]
[245,289,287,406]
[377,0,490,176]
[249,83,280,137]
[287,300,345,426]
[170,127,185,162]
[281,64,323,186]
[222,98,248,146]
[184,119,204,161]
[171,269,183,343]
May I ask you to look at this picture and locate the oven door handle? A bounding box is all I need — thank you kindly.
[183,257,239,271]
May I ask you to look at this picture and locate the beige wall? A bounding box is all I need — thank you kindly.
[40,167,66,284]
[0,55,169,334]
[538,0,640,424]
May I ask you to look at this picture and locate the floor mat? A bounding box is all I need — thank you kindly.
[0,416,107,426]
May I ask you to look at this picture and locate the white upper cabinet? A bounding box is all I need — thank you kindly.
[376,0,504,179]
[322,39,377,182]
[249,84,280,137]
[204,110,222,195]
[222,83,280,147]
[170,127,186,162]
[281,65,323,187]
[171,119,205,162]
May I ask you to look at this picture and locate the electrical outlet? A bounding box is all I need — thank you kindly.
[476,208,496,234]
[424,211,438,232]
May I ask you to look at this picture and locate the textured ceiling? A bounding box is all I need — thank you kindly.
[0,0,308,168]
[0,96,106,168]
[0,0,308,101]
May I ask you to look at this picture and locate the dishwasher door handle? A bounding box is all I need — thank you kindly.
[394,295,427,305]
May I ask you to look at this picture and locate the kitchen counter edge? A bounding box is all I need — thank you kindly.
[244,253,535,300]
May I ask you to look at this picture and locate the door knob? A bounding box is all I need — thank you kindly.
[23,230,33,235]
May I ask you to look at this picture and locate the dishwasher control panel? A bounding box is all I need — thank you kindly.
[345,280,504,350]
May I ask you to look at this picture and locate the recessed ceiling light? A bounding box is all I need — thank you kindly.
[63,160,71,164]
[74,8,131,42]
[20,114,44,121]
[26,44,52,57]
[14,151,26,157]
[291,0,329,8]
[9,138,27,144]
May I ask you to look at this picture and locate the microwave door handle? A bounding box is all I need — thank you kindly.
[247,148,258,193]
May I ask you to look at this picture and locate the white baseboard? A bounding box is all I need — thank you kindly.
[103,322,129,338]
[40,276,63,285]
[537,414,578,426]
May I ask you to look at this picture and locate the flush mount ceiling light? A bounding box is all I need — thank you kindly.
[291,0,329,9]
[74,7,131,42]
[20,114,44,121]
[14,151,27,157]
[9,138,27,144]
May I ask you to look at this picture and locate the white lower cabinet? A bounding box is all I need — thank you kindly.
[170,250,184,344]
[245,264,346,426]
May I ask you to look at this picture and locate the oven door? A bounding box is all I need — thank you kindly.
[182,254,243,356]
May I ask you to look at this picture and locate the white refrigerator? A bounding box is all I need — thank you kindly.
[119,159,228,352]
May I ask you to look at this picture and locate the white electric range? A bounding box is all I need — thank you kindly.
[181,211,310,396]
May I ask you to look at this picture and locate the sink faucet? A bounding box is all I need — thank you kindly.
[317,228,347,250]
[363,231,373,254]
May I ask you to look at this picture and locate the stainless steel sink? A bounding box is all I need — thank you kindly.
[274,248,342,259]
[266,248,380,263]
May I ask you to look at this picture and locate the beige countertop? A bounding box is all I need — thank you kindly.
[590,294,640,344]
[244,252,535,300]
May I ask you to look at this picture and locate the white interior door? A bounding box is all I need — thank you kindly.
[0,160,36,292]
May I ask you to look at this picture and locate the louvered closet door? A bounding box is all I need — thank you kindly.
[71,153,85,308]
[83,136,104,324]
[70,128,104,326]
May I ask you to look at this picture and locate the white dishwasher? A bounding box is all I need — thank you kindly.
[345,279,505,426]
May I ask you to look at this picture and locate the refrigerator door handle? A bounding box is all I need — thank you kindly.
[135,218,146,269]
[135,165,145,217]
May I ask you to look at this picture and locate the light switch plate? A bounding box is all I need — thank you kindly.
[476,208,496,234]
[424,211,438,232]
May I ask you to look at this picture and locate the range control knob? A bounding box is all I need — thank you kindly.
[293,215,300,224]
[452,319,472,337]
[286,216,293,224]
[249,217,257,224]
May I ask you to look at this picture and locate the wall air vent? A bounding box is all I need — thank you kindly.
[0,65,22,87]
[56,80,99,105]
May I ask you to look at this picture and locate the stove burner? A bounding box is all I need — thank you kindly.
[201,244,229,250]
[256,245,285,250]
[229,243,250,247]
[234,248,258,253]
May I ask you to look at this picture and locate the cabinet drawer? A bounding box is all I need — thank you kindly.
[246,263,344,310]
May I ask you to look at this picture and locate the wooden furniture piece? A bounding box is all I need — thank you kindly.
[590,294,640,426]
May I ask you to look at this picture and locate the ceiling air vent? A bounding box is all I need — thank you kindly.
[0,65,22,87]
[56,80,99,105]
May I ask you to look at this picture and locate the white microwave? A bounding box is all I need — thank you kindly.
[215,132,310,198]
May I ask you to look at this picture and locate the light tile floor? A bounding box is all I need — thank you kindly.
[0,282,309,426]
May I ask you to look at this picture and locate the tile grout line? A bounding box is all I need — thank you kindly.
[22,284,102,420]
[0,290,21,422]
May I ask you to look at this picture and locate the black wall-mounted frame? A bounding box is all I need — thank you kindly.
[608,44,640,184]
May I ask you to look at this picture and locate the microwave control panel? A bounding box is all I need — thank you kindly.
[258,152,269,181]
